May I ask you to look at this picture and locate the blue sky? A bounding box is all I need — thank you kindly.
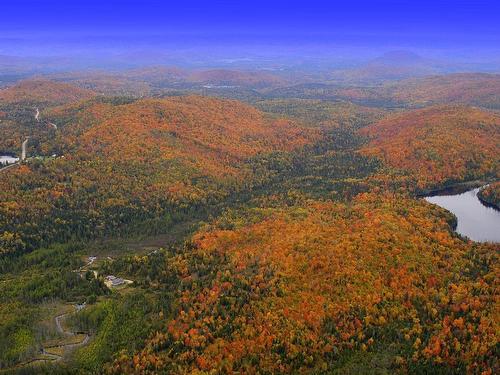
[1,0,499,62]
[2,0,499,38]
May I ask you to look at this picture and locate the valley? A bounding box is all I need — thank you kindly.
[0,56,499,375]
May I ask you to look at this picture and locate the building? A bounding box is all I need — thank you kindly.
[105,275,125,287]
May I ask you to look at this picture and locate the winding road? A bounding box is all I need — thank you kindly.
[0,105,57,173]
[16,305,90,368]
[35,107,57,129]
[45,305,90,359]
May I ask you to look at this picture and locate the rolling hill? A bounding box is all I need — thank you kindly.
[0,80,98,156]
[0,95,317,256]
[109,194,499,374]
[50,95,316,177]
[360,105,500,188]
[267,73,500,111]
[383,73,500,109]
[255,99,386,129]
[0,74,498,375]
[0,79,96,105]
[45,67,286,97]
[330,51,445,84]
[188,69,285,87]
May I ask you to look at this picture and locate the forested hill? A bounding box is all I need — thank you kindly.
[0,95,318,257]
[0,79,96,105]
[47,95,317,177]
[360,105,500,189]
[0,78,498,374]
[110,194,498,374]
[379,73,500,109]
[268,73,500,110]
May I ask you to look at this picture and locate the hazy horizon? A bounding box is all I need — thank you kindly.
[1,0,500,72]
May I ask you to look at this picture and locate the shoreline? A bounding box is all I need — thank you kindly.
[417,179,494,198]
[477,191,500,211]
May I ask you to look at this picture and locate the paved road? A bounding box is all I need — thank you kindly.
[21,138,28,160]
[0,136,29,173]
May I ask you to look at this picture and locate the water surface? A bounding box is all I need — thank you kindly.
[0,155,19,165]
[425,186,500,243]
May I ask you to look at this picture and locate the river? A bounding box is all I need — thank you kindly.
[425,185,500,243]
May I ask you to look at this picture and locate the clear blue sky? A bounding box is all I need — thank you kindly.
[1,0,499,60]
[2,0,498,39]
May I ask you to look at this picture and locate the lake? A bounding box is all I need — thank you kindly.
[0,155,19,165]
[425,185,500,243]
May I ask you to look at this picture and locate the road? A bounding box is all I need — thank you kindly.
[0,137,28,173]
[44,306,90,360]
[21,138,28,160]
[0,162,19,173]
[35,107,58,129]
[16,304,90,368]
[0,106,59,174]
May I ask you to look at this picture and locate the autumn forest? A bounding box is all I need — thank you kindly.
[1,2,500,373]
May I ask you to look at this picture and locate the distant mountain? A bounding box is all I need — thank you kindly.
[331,51,447,83]
[0,55,45,75]
[43,67,287,96]
[368,51,429,66]
[334,73,500,109]
[187,69,285,88]
[382,73,500,109]
[117,67,286,87]
[360,105,500,188]
[124,66,188,82]
[0,79,96,105]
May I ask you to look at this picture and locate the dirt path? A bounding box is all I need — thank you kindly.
[35,107,58,130]
[46,304,90,360]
